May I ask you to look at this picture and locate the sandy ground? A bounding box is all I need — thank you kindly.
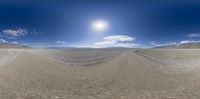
[0,49,200,99]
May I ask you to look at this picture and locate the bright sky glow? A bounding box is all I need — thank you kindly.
[91,20,109,32]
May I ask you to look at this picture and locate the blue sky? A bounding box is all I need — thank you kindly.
[0,0,200,48]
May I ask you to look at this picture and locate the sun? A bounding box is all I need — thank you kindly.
[91,20,109,32]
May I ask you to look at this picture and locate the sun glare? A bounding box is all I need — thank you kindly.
[91,20,109,32]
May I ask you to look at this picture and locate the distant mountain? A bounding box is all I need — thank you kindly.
[0,39,30,49]
[155,42,200,48]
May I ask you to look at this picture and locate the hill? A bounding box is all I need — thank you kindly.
[0,39,30,48]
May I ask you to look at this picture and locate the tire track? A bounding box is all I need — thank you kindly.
[134,50,200,73]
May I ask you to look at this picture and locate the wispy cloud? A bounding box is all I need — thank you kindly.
[187,33,200,38]
[150,40,200,47]
[103,35,134,42]
[94,35,138,48]
[3,28,28,37]
[56,41,66,44]
[150,41,177,47]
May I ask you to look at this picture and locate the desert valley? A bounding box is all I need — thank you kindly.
[0,48,200,99]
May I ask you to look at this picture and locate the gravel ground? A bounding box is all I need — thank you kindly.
[0,49,200,99]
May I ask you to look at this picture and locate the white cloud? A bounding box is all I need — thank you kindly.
[10,41,18,44]
[150,41,177,47]
[150,40,200,47]
[3,28,28,37]
[56,41,66,44]
[94,35,138,48]
[180,40,200,44]
[187,33,200,38]
[0,39,19,45]
[104,35,134,42]
[0,39,8,43]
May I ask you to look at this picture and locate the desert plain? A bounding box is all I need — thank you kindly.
[0,48,200,99]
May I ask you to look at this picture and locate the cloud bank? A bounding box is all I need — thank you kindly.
[150,40,200,47]
[150,41,178,47]
[94,35,138,48]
